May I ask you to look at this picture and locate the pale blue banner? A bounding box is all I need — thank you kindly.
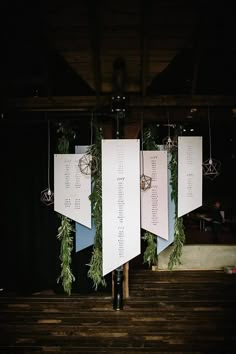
[75,145,95,252]
[76,219,96,252]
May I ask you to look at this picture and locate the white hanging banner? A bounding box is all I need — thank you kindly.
[54,154,91,228]
[141,150,169,240]
[102,139,140,276]
[178,136,202,217]
[157,152,175,254]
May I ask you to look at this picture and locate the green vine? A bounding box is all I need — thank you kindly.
[87,128,106,290]
[56,216,75,295]
[56,123,76,295]
[143,126,159,151]
[142,126,159,267]
[168,150,186,270]
[143,231,157,267]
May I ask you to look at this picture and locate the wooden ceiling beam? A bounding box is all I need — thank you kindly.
[5,95,236,112]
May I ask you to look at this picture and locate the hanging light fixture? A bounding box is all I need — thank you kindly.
[40,118,54,206]
[162,109,177,152]
[202,107,221,180]
[140,115,152,191]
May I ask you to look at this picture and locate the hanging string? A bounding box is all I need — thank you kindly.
[90,112,93,146]
[167,108,170,138]
[141,112,144,175]
[207,106,212,160]
[47,118,51,192]
[116,111,120,139]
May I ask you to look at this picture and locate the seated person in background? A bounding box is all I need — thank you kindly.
[210,200,223,243]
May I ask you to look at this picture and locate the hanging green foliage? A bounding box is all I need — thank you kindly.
[168,217,185,270]
[142,126,159,267]
[143,126,159,151]
[168,149,186,270]
[56,123,76,295]
[143,231,157,267]
[87,128,106,289]
[57,216,75,295]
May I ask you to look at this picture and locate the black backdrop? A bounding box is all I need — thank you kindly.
[0,115,110,295]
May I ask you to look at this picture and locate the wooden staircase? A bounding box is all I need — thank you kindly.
[1,269,236,353]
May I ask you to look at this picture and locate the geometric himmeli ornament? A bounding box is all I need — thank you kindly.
[78,154,98,175]
[202,158,221,180]
[203,108,221,180]
[140,117,152,191]
[162,135,178,152]
[40,188,54,206]
[40,119,54,206]
[162,111,178,152]
[140,174,152,191]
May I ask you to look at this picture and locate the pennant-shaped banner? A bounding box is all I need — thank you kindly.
[102,139,140,276]
[75,145,94,251]
[157,153,175,254]
[178,137,202,217]
[54,154,91,227]
[76,220,95,252]
[75,145,89,154]
[141,150,169,240]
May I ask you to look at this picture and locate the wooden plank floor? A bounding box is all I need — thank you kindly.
[0,270,236,353]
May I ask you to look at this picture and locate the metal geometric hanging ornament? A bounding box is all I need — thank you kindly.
[78,113,98,176]
[162,135,178,152]
[140,116,152,191]
[162,110,177,152]
[202,158,221,180]
[78,153,98,175]
[40,119,54,206]
[41,187,54,206]
[203,107,221,180]
[140,173,152,191]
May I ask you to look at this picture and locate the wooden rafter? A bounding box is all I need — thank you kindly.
[5,95,236,113]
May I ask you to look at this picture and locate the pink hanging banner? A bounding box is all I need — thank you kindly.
[141,150,169,240]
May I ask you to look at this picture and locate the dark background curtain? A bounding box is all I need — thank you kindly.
[0,115,109,295]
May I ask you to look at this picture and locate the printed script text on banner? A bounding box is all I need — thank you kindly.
[102,139,140,276]
[178,136,202,217]
[54,154,91,227]
[141,150,169,240]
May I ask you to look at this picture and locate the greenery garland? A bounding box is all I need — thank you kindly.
[142,127,159,267]
[87,127,106,290]
[56,216,75,295]
[143,231,157,267]
[56,123,76,295]
[168,149,186,270]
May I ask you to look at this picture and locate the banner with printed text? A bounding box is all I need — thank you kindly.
[102,139,140,276]
[54,154,91,227]
[141,150,169,240]
[178,136,202,217]
[75,145,95,251]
